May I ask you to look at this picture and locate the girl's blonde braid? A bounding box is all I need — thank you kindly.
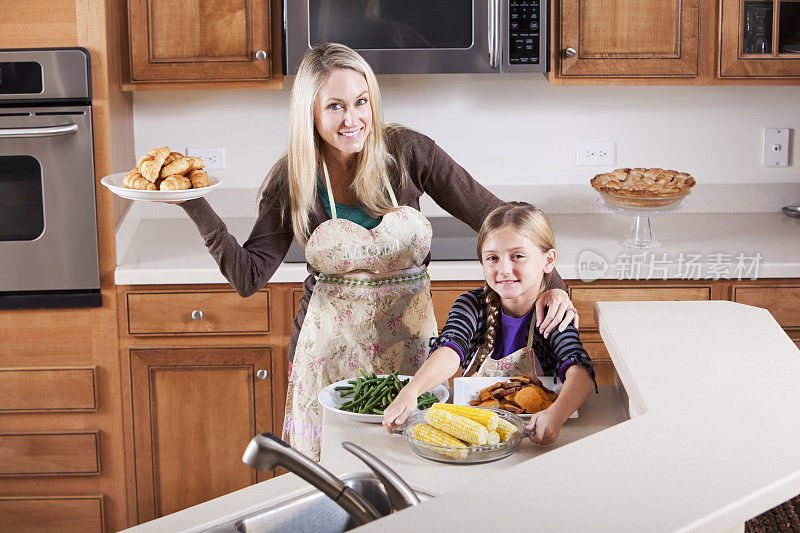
[470,284,501,374]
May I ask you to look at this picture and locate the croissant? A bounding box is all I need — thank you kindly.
[162,151,184,168]
[139,146,170,182]
[188,169,210,188]
[124,170,157,190]
[159,175,192,191]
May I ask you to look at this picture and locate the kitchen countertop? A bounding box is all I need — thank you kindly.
[115,212,800,285]
[121,300,800,532]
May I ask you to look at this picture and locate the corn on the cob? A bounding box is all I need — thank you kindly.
[487,431,500,445]
[495,418,520,442]
[425,408,488,445]
[430,403,499,431]
[411,423,468,459]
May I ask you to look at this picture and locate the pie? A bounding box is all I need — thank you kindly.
[591,168,695,207]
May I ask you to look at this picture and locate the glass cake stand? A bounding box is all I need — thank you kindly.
[597,198,687,249]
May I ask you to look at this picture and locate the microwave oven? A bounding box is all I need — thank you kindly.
[284,0,548,74]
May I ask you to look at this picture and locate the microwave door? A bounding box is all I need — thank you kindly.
[285,0,501,74]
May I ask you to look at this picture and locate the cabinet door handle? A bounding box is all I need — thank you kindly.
[564,47,577,58]
[255,50,267,60]
[256,369,269,380]
[191,309,203,320]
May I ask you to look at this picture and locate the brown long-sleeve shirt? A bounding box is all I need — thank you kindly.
[181,127,566,361]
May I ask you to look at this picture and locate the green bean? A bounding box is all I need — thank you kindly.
[338,368,441,414]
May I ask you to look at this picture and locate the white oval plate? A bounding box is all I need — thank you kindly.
[101,171,221,202]
[318,375,449,424]
[453,376,577,419]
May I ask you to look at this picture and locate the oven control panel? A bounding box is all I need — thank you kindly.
[508,0,541,65]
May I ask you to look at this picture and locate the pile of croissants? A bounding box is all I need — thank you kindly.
[123,146,209,191]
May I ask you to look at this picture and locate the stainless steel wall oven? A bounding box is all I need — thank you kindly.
[0,48,101,309]
[284,0,548,74]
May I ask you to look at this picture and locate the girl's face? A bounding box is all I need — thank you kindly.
[313,68,372,162]
[481,227,556,304]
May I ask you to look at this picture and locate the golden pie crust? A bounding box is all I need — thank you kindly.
[591,168,695,197]
[591,168,696,208]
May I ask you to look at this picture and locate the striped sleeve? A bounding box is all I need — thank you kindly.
[428,288,487,368]
[546,325,598,392]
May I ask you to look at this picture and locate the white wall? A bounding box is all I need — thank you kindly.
[133,74,800,189]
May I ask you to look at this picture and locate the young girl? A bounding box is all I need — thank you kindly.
[382,202,597,445]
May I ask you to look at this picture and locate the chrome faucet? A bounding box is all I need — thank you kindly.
[242,433,420,526]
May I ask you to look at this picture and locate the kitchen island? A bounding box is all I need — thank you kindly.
[121,300,800,532]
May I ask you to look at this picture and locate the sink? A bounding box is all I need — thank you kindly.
[204,473,432,533]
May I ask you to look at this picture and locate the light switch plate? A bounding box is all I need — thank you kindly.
[764,128,790,167]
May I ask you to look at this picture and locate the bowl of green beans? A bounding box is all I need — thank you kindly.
[318,369,449,423]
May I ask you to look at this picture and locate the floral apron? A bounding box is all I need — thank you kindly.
[465,318,544,377]
[282,162,437,460]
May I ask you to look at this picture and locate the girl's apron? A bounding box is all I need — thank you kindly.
[282,162,437,460]
[465,318,545,377]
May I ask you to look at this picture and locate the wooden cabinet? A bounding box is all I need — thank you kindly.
[719,0,800,78]
[129,347,272,522]
[569,283,713,330]
[430,281,483,331]
[125,289,270,335]
[730,283,800,329]
[551,0,800,84]
[118,284,294,525]
[557,0,701,78]
[124,0,282,89]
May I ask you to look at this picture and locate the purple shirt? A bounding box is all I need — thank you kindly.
[491,308,534,359]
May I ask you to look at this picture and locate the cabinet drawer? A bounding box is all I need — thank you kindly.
[127,290,270,335]
[570,286,711,329]
[431,284,482,331]
[0,431,99,476]
[0,495,103,533]
[0,368,96,413]
[732,286,800,329]
[582,341,615,387]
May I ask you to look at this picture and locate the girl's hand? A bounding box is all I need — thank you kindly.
[525,407,565,445]
[535,288,579,338]
[382,387,419,433]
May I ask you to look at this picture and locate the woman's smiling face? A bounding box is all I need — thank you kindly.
[313,68,372,161]
[481,227,556,305]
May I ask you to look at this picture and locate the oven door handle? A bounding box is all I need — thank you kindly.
[0,123,79,138]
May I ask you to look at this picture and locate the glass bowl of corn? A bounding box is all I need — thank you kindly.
[394,404,532,464]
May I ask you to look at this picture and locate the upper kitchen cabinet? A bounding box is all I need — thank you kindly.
[124,0,282,89]
[719,0,800,78]
[554,0,701,80]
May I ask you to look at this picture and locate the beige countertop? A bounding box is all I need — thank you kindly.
[122,300,800,533]
[115,212,800,285]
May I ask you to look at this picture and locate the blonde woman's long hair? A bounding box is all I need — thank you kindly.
[471,202,556,372]
[259,42,401,245]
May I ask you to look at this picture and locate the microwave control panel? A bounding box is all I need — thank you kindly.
[509,0,541,64]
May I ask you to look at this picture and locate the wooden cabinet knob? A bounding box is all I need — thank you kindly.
[255,50,267,61]
[191,310,203,320]
[564,47,577,58]
[256,369,268,380]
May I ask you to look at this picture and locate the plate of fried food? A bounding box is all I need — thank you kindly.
[101,146,220,202]
[453,373,577,419]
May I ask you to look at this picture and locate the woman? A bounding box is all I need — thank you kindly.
[179,43,578,460]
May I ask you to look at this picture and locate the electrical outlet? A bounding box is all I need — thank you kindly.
[187,147,226,170]
[764,128,790,167]
[576,142,616,166]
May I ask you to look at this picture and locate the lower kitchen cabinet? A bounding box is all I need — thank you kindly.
[128,347,273,522]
